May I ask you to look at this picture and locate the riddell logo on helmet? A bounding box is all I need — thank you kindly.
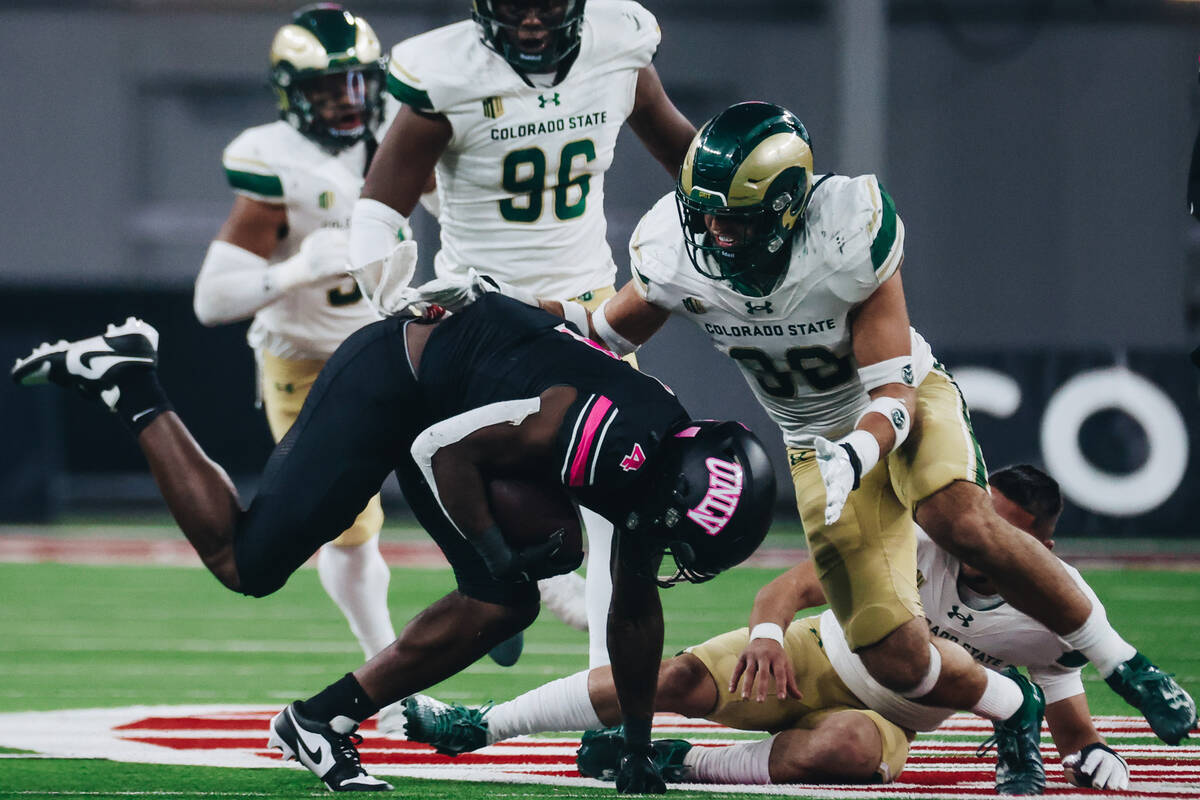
[686,457,744,536]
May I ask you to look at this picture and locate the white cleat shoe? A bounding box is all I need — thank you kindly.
[11,317,159,411]
[268,701,393,792]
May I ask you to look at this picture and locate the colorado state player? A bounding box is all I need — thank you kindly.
[348,0,697,670]
[402,466,1137,792]
[192,4,400,662]
[466,101,1196,792]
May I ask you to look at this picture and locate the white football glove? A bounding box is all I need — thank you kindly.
[273,228,351,291]
[351,239,419,317]
[1062,743,1130,791]
[813,436,857,525]
[467,269,539,307]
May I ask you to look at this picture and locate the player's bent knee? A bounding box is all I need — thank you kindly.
[858,621,932,692]
[774,715,882,783]
[656,654,717,716]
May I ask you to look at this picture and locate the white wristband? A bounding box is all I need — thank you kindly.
[560,300,590,335]
[591,296,639,357]
[839,428,881,480]
[749,622,785,646]
[856,396,912,453]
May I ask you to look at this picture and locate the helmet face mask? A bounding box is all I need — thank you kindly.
[270,4,386,152]
[624,421,776,586]
[472,0,586,74]
[675,102,815,294]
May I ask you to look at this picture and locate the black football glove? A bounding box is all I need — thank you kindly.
[477,527,582,583]
[615,748,666,795]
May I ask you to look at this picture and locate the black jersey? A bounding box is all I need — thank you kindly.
[419,295,689,520]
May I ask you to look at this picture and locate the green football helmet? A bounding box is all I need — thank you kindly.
[472,0,586,74]
[675,102,814,293]
[269,4,386,152]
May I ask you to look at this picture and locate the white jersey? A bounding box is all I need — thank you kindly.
[387,0,660,300]
[222,121,381,360]
[630,175,934,448]
[820,529,1095,731]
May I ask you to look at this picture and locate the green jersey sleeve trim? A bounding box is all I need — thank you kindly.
[387,73,434,111]
[224,168,283,199]
[869,184,898,273]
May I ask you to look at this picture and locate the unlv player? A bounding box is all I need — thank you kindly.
[12,294,775,793]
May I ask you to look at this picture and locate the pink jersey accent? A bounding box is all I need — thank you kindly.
[555,323,617,359]
[568,395,614,486]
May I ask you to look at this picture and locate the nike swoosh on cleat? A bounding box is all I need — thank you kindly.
[288,707,334,775]
[69,352,153,377]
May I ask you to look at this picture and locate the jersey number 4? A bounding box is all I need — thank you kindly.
[730,346,854,397]
[500,139,595,223]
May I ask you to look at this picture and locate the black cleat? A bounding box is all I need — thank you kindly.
[576,726,693,783]
[977,668,1046,796]
[1106,652,1197,745]
[268,701,392,792]
[11,317,158,411]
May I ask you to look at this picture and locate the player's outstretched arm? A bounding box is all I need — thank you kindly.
[1046,694,1130,790]
[362,105,448,216]
[815,270,917,524]
[626,65,696,177]
[730,562,823,702]
[540,282,670,357]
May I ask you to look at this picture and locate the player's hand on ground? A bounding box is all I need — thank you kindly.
[730,638,803,702]
[813,436,855,525]
[615,749,667,794]
[1062,743,1130,791]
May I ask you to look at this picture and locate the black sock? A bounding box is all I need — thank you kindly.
[113,368,172,435]
[300,673,380,724]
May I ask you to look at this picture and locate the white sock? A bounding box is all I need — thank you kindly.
[971,667,1026,721]
[486,669,602,744]
[683,736,775,784]
[1061,604,1137,676]
[537,572,589,631]
[581,506,614,668]
[317,538,397,659]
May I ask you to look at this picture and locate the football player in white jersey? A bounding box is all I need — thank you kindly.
[400,466,1140,792]
[457,100,1195,789]
[193,4,397,662]
[347,0,697,672]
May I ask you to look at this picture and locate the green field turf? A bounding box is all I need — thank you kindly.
[1,561,1197,798]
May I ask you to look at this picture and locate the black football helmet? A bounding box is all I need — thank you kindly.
[269,4,386,152]
[676,102,814,294]
[625,421,776,585]
[471,0,587,74]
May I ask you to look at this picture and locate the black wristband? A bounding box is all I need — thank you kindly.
[472,524,514,576]
[839,442,863,489]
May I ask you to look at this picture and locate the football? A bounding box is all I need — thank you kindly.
[486,476,584,558]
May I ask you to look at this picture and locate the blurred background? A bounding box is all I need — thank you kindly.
[2,0,1199,539]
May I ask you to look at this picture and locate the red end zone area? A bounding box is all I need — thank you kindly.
[1,706,1196,798]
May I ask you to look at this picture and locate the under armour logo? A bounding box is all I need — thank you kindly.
[744,300,773,315]
[948,605,974,627]
[620,443,646,472]
[538,93,561,108]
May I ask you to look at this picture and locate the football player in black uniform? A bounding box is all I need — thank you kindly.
[12,294,776,794]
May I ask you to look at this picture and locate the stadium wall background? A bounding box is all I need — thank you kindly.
[1,1,1199,537]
